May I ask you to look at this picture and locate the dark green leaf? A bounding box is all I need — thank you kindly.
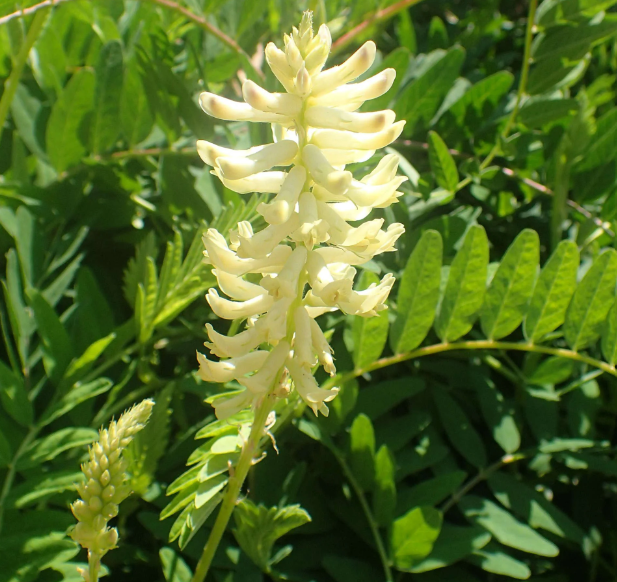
[373,445,396,527]
[349,413,376,490]
[0,360,33,426]
[433,390,487,468]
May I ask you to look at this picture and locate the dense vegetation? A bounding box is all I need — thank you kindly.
[2,0,617,581]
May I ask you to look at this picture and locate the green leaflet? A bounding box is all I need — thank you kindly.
[468,544,531,580]
[390,506,443,571]
[428,131,459,192]
[433,390,487,468]
[351,272,389,369]
[411,524,491,573]
[160,547,192,582]
[524,240,579,342]
[90,40,123,154]
[602,295,617,365]
[564,249,617,351]
[459,495,559,557]
[391,230,442,354]
[46,68,95,173]
[395,47,465,133]
[480,229,539,340]
[0,360,33,426]
[349,413,376,491]
[436,225,489,342]
[373,444,396,527]
[233,500,311,570]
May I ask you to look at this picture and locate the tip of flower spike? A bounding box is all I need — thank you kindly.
[299,11,313,38]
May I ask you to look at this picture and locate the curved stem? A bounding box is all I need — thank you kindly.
[322,340,617,391]
[331,446,393,582]
[191,394,275,582]
[0,7,49,145]
[331,0,424,55]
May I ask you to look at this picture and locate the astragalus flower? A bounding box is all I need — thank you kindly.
[197,11,406,418]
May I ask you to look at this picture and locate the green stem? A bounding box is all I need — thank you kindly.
[322,340,617,391]
[0,8,49,145]
[191,394,275,582]
[331,446,393,582]
[455,0,538,191]
[88,552,102,582]
[551,152,572,251]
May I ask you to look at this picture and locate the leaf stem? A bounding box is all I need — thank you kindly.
[191,394,275,582]
[331,0,425,54]
[0,7,49,145]
[322,339,617,390]
[330,445,393,582]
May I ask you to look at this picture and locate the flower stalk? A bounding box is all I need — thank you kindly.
[193,10,406,579]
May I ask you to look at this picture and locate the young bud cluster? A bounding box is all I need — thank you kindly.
[70,400,154,574]
[197,11,405,418]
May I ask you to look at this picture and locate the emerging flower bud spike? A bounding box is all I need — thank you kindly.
[70,400,154,582]
[197,11,404,418]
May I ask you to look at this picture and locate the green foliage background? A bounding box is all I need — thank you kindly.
[2,0,617,581]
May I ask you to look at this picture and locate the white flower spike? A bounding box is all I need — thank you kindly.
[197,11,405,419]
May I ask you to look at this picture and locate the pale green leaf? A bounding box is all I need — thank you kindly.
[435,225,489,342]
[428,131,459,192]
[391,230,442,354]
[480,229,539,339]
[160,547,192,582]
[391,506,443,571]
[468,544,531,579]
[373,445,396,527]
[349,413,376,490]
[564,249,617,350]
[524,240,579,342]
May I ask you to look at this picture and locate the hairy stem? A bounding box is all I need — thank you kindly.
[551,151,572,251]
[191,394,275,582]
[322,339,617,391]
[0,7,49,145]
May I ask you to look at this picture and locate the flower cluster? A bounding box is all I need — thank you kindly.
[70,400,153,579]
[197,12,405,418]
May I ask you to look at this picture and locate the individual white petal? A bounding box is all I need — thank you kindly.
[216,140,298,180]
[293,306,315,368]
[207,288,274,320]
[306,250,354,304]
[236,214,300,259]
[286,357,339,416]
[196,141,264,167]
[306,305,337,317]
[265,42,296,93]
[315,200,352,245]
[295,66,312,97]
[197,350,269,383]
[319,148,375,167]
[311,41,376,96]
[213,269,265,301]
[242,80,302,116]
[213,169,287,194]
[361,154,400,185]
[290,192,329,247]
[315,246,371,266]
[302,144,351,195]
[337,273,395,316]
[304,24,331,74]
[305,107,396,133]
[310,120,406,151]
[239,341,291,394]
[257,165,306,225]
[308,68,395,107]
[203,229,292,275]
[200,92,289,124]
[205,323,267,358]
[259,297,294,343]
[346,176,407,207]
[260,246,308,299]
[328,200,372,221]
[285,35,304,73]
[343,223,405,258]
[309,317,336,376]
[210,389,254,420]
